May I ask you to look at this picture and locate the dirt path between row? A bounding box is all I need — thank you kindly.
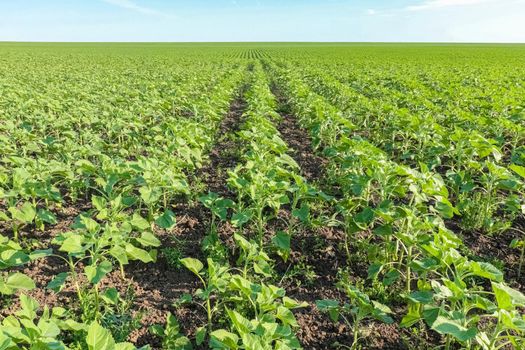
[198,95,247,197]
[130,88,249,348]
[270,87,353,348]
[274,96,327,184]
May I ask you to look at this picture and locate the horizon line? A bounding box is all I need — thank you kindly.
[1,40,525,44]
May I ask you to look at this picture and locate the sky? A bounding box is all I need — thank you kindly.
[0,0,524,42]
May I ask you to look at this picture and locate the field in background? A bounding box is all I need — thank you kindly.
[1,43,524,350]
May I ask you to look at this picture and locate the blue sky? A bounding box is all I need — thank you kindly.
[1,0,524,42]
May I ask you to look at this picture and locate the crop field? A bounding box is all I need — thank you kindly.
[1,42,525,350]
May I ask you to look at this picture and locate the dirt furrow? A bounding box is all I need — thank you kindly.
[274,96,328,184]
[198,93,247,197]
[265,86,352,348]
[130,89,248,347]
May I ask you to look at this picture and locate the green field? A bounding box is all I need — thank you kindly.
[1,43,524,350]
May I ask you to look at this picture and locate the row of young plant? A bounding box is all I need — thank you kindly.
[1,58,244,227]
[299,62,523,161]
[313,58,525,146]
[353,67,523,149]
[278,45,525,141]
[318,60,525,174]
[293,62,525,238]
[0,63,248,349]
[167,62,328,349]
[267,60,525,350]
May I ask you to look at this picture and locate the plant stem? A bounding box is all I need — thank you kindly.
[406,245,413,293]
[352,319,360,350]
[206,298,212,332]
[519,243,525,278]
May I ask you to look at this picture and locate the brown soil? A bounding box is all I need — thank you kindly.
[273,89,327,184]
[1,201,90,317]
[197,93,247,198]
[279,226,351,349]
[128,202,209,347]
[276,113,327,184]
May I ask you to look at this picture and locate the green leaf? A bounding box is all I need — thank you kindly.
[18,294,39,319]
[136,231,161,247]
[115,343,137,350]
[367,263,383,280]
[85,261,112,284]
[149,324,164,337]
[47,272,68,293]
[283,296,308,309]
[101,288,119,305]
[373,225,392,236]
[199,192,219,207]
[209,329,239,349]
[276,306,298,327]
[371,300,394,324]
[131,213,150,230]
[407,291,434,304]
[125,244,154,263]
[180,258,203,276]
[155,210,176,229]
[430,316,477,342]
[139,186,162,205]
[292,203,309,223]
[37,209,57,225]
[213,199,234,220]
[400,304,421,328]
[199,193,233,221]
[469,261,503,282]
[166,312,180,332]
[92,195,107,211]
[510,164,525,179]
[110,246,129,266]
[226,309,252,334]
[272,231,291,261]
[59,235,84,254]
[231,210,252,228]
[10,202,36,223]
[354,207,374,225]
[435,200,455,219]
[195,326,206,346]
[316,299,340,322]
[38,320,61,338]
[383,269,400,286]
[76,159,96,174]
[29,249,53,261]
[6,273,35,291]
[492,282,525,310]
[86,321,116,350]
[80,216,100,234]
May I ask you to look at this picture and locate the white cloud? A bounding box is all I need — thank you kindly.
[448,6,525,42]
[406,0,495,11]
[102,0,176,18]
[367,9,376,15]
